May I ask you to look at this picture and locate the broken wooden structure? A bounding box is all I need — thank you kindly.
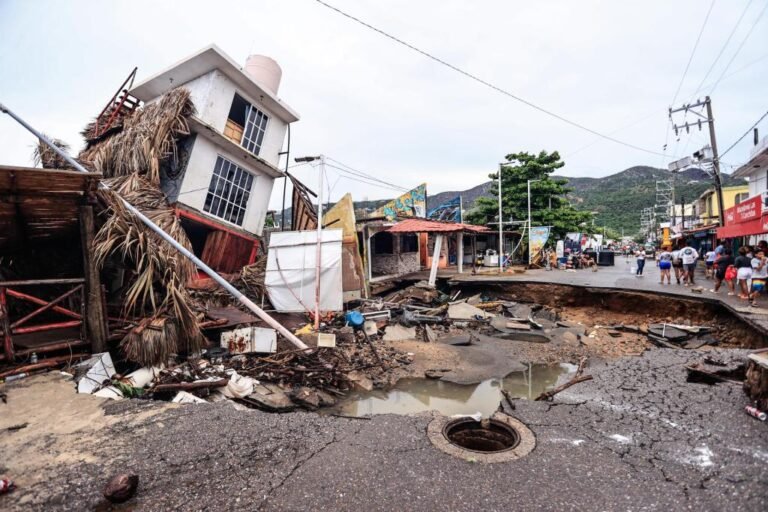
[0,166,107,363]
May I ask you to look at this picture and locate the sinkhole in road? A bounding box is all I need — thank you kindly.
[328,363,571,418]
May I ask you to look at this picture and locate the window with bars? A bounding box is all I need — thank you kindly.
[203,156,255,226]
[242,104,269,155]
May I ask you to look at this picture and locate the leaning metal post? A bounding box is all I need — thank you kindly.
[0,101,309,351]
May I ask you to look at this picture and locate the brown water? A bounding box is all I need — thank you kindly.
[330,363,573,418]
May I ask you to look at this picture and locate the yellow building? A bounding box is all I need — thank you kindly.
[695,185,749,227]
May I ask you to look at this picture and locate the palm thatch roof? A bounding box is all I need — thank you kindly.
[81,88,203,366]
[80,88,194,185]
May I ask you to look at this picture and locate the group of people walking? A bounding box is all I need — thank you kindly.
[635,240,768,307]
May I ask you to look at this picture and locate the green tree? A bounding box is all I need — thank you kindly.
[465,150,593,239]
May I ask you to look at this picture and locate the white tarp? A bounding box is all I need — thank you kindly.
[265,229,344,312]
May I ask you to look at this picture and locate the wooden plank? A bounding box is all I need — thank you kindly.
[80,206,107,353]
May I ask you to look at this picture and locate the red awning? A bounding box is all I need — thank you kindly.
[716,215,768,239]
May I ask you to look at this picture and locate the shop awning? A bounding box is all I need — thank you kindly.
[716,215,768,239]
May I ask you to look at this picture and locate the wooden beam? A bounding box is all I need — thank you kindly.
[80,206,107,353]
[0,287,13,362]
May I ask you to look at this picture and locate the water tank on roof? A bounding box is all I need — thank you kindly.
[244,55,282,95]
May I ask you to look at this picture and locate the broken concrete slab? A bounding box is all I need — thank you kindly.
[448,302,494,320]
[383,324,417,341]
[363,321,378,336]
[292,387,321,409]
[346,370,374,392]
[648,324,690,342]
[242,383,295,412]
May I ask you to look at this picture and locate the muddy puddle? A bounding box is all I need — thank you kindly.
[328,363,574,418]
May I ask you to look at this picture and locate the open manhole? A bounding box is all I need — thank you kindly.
[444,417,520,453]
[428,412,535,463]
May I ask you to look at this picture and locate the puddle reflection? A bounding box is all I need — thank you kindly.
[330,363,572,418]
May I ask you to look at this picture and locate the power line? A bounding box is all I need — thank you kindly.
[325,157,409,191]
[688,0,754,99]
[720,108,768,158]
[324,163,409,192]
[708,1,768,94]
[314,0,667,157]
[670,0,717,107]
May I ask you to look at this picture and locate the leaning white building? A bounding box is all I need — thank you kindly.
[130,44,299,272]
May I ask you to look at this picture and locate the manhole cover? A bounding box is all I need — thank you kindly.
[428,412,535,463]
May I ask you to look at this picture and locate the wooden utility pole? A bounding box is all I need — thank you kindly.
[704,97,725,227]
[80,205,108,353]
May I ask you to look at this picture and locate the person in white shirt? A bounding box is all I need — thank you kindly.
[679,244,699,286]
[635,249,646,277]
[704,249,716,279]
[749,249,767,306]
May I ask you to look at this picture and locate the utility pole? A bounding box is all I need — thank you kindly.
[669,96,725,226]
[498,163,503,273]
[527,179,540,263]
[295,155,325,330]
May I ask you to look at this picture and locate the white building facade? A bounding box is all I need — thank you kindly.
[131,45,299,238]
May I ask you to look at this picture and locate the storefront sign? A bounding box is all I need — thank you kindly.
[734,195,762,223]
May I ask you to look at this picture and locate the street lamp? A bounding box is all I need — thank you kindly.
[294,154,325,329]
[527,179,541,263]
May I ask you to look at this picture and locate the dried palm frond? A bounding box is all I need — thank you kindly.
[33,135,72,169]
[79,88,195,184]
[188,256,269,311]
[120,317,179,367]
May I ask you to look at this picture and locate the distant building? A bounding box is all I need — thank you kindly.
[717,135,768,244]
[692,184,749,227]
[131,45,299,272]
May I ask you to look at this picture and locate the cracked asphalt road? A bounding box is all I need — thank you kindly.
[1,349,766,511]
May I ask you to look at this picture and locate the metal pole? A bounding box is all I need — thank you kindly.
[498,163,503,273]
[314,155,325,330]
[705,96,725,227]
[280,123,291,231]
[0,101,310,351]
[527,179,532,263]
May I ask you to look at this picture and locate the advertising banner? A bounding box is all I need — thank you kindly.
[529,226,550,261]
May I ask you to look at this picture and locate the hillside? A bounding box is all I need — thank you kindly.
[276,166,744,233]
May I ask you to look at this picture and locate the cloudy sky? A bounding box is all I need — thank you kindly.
[0,0,766,209]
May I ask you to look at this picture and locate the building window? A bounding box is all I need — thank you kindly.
[203,156,254,226]
[734,192,749,204]
[400,234,418,253]
[225,93,269,156]
[373,232,394,254]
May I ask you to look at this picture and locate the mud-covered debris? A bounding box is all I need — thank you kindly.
[103,473,139,503]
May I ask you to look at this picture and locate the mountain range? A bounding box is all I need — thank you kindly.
[277,166,745,234]
[428,166,745,234]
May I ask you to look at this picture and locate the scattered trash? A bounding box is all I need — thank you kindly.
[221,326,277,354]
[745,405,767,421]
[0,478,16,494]
[317,333,337,348]
[172,391,207,404]
[103,473,139,503]
[74,352,116,394]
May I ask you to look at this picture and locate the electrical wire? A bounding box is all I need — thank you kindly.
[670,0,717,107]
[314,0,667,157]
[687,0,755,100]
[708,1,768,95]
[719,109,768,158]
[324,163,410,192]
[326,157,409,191]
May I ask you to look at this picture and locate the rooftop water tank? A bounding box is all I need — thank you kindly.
[244,55,282,95]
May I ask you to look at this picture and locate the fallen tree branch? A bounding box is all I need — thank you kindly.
[535,375,593,401]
